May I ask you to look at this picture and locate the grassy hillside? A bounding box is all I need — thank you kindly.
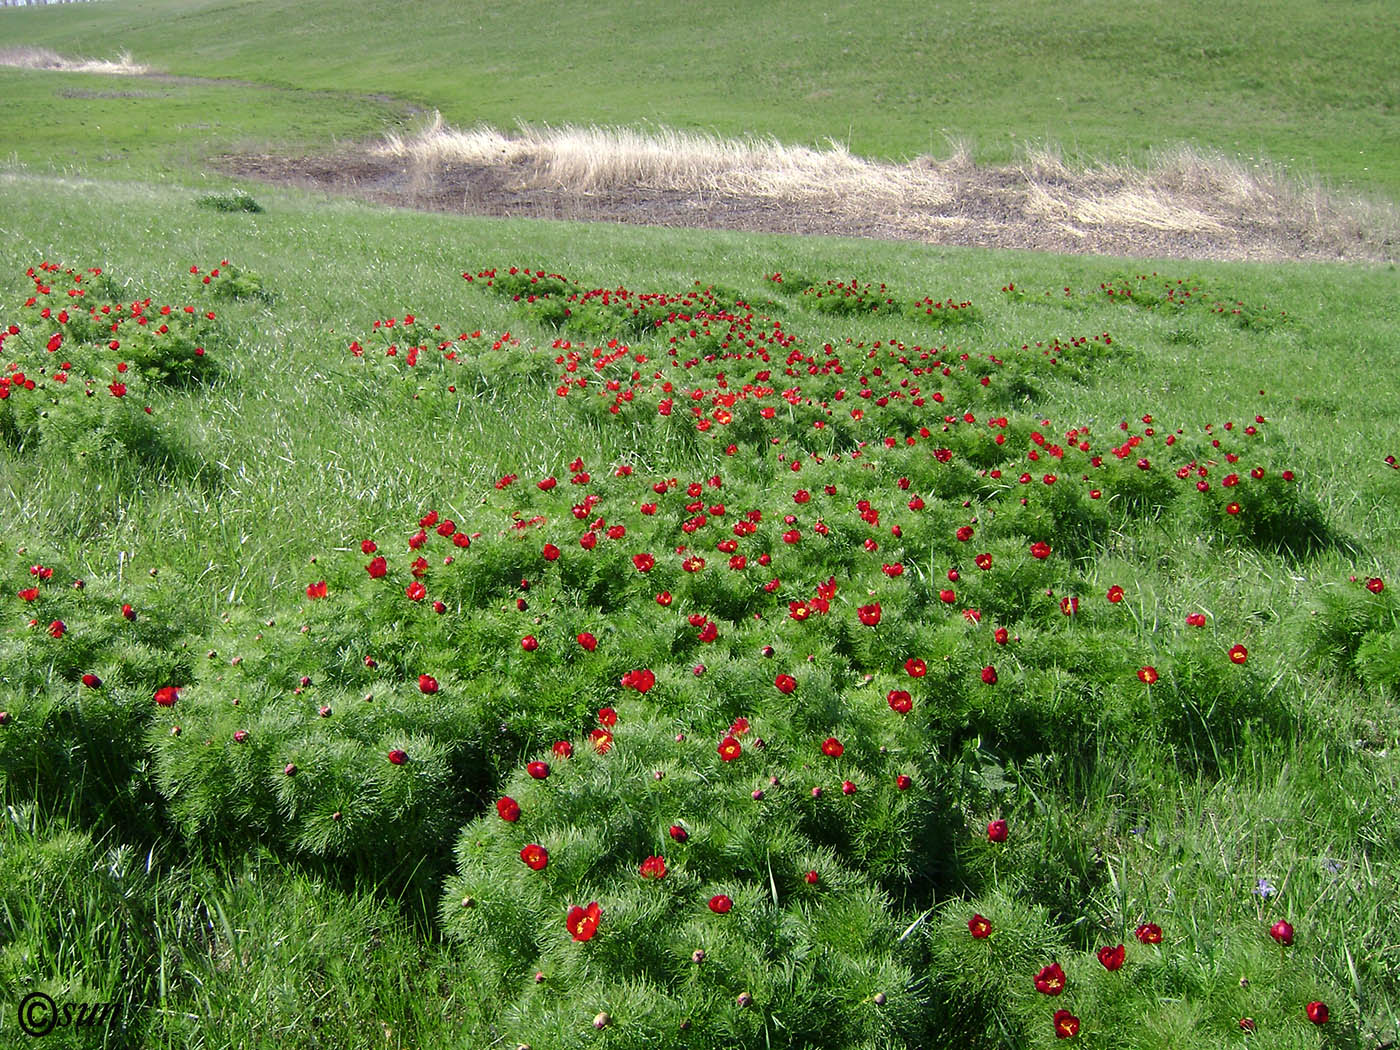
[2,0,1398,199]
[0,3,1397,1048]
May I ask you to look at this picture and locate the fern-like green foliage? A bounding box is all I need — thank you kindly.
[441,712,926,1050]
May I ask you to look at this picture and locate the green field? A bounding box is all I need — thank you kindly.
[0,3,1398,1049]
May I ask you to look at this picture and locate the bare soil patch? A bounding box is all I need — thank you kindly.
[216,121,1395,263]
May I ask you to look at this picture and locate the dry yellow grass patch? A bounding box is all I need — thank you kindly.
[377,114,956,209]
[0,46,150,76]
[364,115,1394,261]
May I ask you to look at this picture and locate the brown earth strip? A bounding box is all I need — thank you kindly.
[215,138,1395,264]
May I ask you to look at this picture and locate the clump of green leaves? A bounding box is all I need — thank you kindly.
[195,191,263,213]
[190,260,269,301]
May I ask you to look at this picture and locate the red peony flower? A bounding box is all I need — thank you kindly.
[708,894,732,914]
[17,587,38,602]
[775,673,797,694]
[405,580,427,602]
[717,736,742,761]
[639,855,667,879]
[968,914,992,939]
[887,689,912,714]
[668,824,688,842]
[81,673,102,689]
[987,819,1008,843]
[821,736,844,757]
[361,539,377,555]
[857,603,882,626]
[497,796,521,822]
[48,620,65,639]
[1186,613,1206,627]
[154,686,179,707]
[1366,577,1385,594]
[597,707,617,727]
[521,635,539,651]
[121,603,136,620]
[365,556,388,578]
[541,543,561,561]
[521,844,548,870]
[1228,644,1248,664]
[306,580,327,599]
[1134,922,1162,944]
[1030,541,1052,559]
[981,665,998,685]
[1306,1001,1328,1025]
[418,674,439,694]
[632,552,655,573]
[553,740,574,759]
[1097,944,1125,971]
[589,728,613,753]
[994,627,1009,645]
[1106,585,1124,603]
[905,657,927,677]
[1060,596,1079,616]
[1034,962,1067,995]
[566,901,601,941]
[527,760,550,780]
[577,631,598,651]
[1269,919,1294,946]
[1138,666,1158,684]
[387,748,408,765]
[975,553,993,571]
[622,668,655,693]
[1052,1009,1080,1039]
[895,774,912,790]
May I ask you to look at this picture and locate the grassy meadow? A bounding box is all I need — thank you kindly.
[2,0,1398,200]
[1,2,1398,1049]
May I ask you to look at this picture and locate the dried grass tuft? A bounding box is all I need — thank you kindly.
[376,114,956,209]
[0,46,150,76]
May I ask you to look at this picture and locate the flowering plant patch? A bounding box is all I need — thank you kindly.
[188,259,269,302]
[1,256,1374,1048]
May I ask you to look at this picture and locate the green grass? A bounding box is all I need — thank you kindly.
[2,0,1398,199]
[0,68,414,179]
